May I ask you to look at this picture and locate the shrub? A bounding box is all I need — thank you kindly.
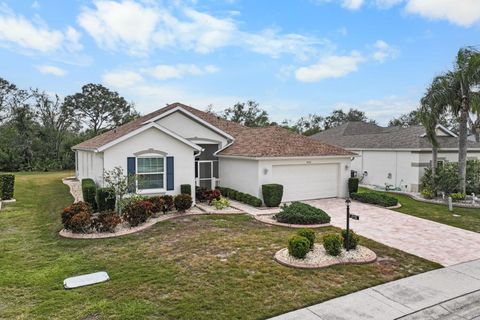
[0,174,15,200]
[174,194,192,212]
[196,187,208,202]
[296,228,315,250]
[287,235,310,259]
[161,195,174,213]
[341,229,359,250]
[181,184,191,195]
[123,200,152,227]
[262,184,283,207]
[274,202,331,225]
[348,177,359,195]
[81,179,97,210]
[421,186,436,199]
[61,202,92,225]
[350,192,398,207]
[450,192,466,202]
[96,187,116,211]
[217,186,262,207]
[466,160,480,194]
[323,233,342,256]
[92,210,121,232]
[66,211,92,233]
[203,189,221,203]
[211,197,230,210]
[119,194,149,211]
[148,196,165,214]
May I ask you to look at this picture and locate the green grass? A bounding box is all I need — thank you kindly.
[0,172,440,320]
[358,187,480,233]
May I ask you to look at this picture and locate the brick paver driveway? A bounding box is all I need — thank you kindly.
[304,198,480,266]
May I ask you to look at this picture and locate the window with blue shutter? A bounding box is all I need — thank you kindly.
[166,156,174,191]
[127,157,136,192]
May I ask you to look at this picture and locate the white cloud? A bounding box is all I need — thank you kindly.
[405,0,480,27]
[0,4,82,53]
[78,0,328,59]
[102,70,143,88]
[372,40,398,62]
[342,0,364,10]
[146,64,219,80]
[36,65,67,76]
[78,0,159,55]
[295,51,365,82]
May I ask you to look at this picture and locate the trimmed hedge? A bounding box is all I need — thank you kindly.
[96,187,116,212]
[181,184,192,195]
[348,177,359,195]
[350,192,398,207]
[217,186,262,207]
[0,174,15,200]
[81,178,97,210]
[274,202,331,225]
[288,235,310,259]
[262,184,283,207]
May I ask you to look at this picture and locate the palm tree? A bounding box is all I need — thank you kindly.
[420,77,448,179]
[425,47,480,193]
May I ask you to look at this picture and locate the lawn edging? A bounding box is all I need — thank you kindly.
[274,245,377,269]
[360,185,479,209]
[59,208,245,239]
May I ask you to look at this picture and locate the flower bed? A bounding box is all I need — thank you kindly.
[274,245,377,269]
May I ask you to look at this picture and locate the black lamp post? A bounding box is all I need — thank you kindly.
[345,198,351,251]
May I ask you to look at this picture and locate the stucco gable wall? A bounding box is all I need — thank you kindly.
[103,127,195,197]
[155,111,229,148]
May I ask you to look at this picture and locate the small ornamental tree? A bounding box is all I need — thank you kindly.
[103,167,136,215]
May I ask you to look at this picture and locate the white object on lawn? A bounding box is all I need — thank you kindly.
[64,271,109,289]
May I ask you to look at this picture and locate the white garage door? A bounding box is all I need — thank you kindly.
[272,163,339,202]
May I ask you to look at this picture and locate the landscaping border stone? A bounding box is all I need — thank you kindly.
[274,244,377,269]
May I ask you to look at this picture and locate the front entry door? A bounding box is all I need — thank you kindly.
[197,160,214,189]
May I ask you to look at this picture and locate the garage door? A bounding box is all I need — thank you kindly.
[272,164,339,202]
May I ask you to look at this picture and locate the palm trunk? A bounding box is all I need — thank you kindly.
[458,104,469,194]
[432,145,438,177]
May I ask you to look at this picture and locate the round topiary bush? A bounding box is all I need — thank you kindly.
[66,211,92,233]
[274,202,331,225]
[288,235,310,259]
[322,233,342,256]
[341,229,360,250]
[174,194,193,212]
[296,228,316,250]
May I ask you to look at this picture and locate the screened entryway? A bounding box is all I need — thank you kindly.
[195,144,220,189]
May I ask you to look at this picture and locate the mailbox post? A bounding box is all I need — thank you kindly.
[345,198,351,251]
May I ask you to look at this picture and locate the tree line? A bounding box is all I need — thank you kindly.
[0,79,138,171]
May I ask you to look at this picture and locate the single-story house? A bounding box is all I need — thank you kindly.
[73,103,355,203]
[311,122,480,192]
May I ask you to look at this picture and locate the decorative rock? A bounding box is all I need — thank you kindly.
[274,244,377,269]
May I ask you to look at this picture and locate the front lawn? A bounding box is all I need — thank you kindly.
[0,172,440,320]
[358,187,480,233]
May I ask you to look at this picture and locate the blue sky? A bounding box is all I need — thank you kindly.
[0,0,479,124]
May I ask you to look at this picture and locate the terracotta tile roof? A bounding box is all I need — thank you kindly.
[73,102,353,157]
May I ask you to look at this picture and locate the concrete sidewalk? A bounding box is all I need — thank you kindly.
[269,259,480,320]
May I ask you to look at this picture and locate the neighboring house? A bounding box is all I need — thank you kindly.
[73,103,354,203]
[311,122,480,192]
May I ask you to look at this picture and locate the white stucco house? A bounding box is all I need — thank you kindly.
[312,122,480,192]
[73,103,354,203]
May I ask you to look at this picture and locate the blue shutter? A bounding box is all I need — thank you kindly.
[127,157,136,193]
[166,156,174,191]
